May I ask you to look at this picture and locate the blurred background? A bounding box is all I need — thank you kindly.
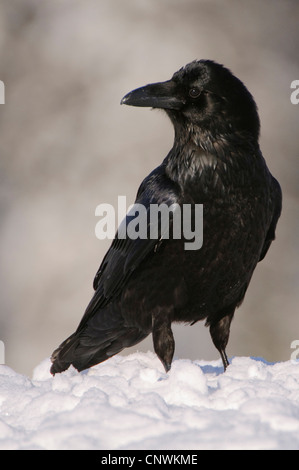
[0,0,298,376]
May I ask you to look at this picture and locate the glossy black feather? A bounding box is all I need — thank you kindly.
[51,60,282,375]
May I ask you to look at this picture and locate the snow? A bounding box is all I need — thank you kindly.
[0,352,299,450]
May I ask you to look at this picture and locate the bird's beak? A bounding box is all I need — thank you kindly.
[121,80,184,110]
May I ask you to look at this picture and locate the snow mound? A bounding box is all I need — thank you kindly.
[0,353,299,450]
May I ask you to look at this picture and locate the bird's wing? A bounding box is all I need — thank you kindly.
[76,165,180,330]
[259,176,282,262]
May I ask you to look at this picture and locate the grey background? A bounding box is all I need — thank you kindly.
[0,0,298,376]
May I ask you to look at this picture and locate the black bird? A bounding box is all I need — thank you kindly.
[51,60,282,375]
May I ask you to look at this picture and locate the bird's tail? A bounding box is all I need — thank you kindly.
[50,318,148,375]
[50,332,80,374]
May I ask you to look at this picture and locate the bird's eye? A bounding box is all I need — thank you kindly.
[189,87,201,99]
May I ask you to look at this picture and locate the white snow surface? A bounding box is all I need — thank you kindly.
[0,352,299,450]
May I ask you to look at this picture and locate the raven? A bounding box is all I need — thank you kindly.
[51,60,282,375]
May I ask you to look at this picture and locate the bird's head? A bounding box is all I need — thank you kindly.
[121,60,260,144]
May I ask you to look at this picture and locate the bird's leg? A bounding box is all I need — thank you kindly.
[209,309,234,371]
[152,314,175,372]
[219,348,229,371]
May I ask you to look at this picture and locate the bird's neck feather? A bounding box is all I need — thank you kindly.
[165,124,259,189]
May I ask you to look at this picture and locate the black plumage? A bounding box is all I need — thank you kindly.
[50,60,282,375]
